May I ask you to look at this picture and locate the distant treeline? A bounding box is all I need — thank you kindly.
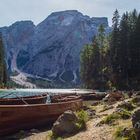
[80,9,140,90]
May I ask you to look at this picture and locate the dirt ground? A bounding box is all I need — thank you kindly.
[20,100,128,140]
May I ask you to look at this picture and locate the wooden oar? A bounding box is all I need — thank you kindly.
[13,93,29,105]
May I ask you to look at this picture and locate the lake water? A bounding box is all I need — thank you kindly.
[0,89,94,98]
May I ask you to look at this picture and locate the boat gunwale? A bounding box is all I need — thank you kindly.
[0,99,83,108]
[0,94,48,101]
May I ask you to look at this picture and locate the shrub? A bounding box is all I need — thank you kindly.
[117,110,132,120]
[114,126,136,140]
[114,126,124,138]
[76,110,89,123]
[75,110,89,130]
[102,113,120,124]
[101,109,131,125]
[117,102,135,111]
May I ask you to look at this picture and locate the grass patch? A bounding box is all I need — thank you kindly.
[75,110,89,130]
[117,109,132,120]
[47,131,63,140]
[114,126,136,140]
[101,109,131,125]
[117,102,135,111]
[131,96,140,106]
[89,105,96,111]
[102,113,120,124]
[100,104,113,112]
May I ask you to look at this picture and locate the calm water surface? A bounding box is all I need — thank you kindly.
[0,89,94,98]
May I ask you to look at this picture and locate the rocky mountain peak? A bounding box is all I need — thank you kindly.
[0,10,110,86]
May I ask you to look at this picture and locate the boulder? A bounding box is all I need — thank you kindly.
[52,110,79,137]
[103,91,124,103]
[132,109,140,139]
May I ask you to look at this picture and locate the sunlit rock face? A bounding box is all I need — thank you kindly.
[0,10,110,84]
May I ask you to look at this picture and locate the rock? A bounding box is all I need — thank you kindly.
[103,91,124,103]
[86,109,96,118]
[132,109,140,139]
[52,110,79,137]
[0,10,110,86]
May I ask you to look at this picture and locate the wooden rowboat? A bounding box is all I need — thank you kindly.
[51,95,81,103]
[0,94,48,105]
[80,93,107,100]
[0,99,83,136]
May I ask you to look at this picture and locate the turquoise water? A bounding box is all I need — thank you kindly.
[0,89,94,98]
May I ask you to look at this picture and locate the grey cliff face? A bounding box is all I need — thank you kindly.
[0,21,35,71]
[0,10,110,84]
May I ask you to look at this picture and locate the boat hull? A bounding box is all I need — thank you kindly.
[0,99,82,136]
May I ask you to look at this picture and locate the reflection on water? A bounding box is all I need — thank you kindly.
[0,89,94,98]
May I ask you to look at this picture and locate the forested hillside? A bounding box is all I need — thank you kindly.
[81,9,140,90]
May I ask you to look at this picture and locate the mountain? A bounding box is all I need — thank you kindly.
[0,10,110,87]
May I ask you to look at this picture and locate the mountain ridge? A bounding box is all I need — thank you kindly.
[0,10,110,87]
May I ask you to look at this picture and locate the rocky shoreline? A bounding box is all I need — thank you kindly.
[3,91,140,140]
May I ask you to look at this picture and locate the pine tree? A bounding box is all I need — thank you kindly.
[129,14,140,89]
[118,12,130,88]
[0,33,7,87]
[90,38,100,89]
[110,9,121,88]
[96,24,109,90]
[110,9,140,90]
[80,44,93,88]
[80,37,100,89]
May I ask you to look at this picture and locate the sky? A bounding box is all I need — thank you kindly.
[0,0,140,27]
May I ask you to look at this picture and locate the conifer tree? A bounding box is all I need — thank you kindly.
[110,9,122,88]
[0,33,7,87]
[80,37,100,89]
